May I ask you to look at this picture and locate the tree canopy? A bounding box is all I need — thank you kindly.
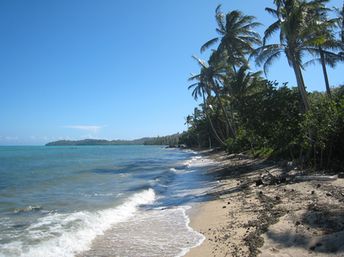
[180,0,344,171]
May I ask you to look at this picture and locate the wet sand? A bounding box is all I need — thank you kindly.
[185,151,344,257]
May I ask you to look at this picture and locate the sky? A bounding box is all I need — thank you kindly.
[0,0,343,145]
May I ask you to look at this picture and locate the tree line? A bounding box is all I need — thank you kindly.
[143,133,181,146]
[179,0,344,171]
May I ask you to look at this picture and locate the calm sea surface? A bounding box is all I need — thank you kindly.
[0,145,213,257]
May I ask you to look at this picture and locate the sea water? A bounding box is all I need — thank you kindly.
[0,145,216,257]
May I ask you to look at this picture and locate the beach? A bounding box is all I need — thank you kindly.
[1,146,343,257]
[185,151,344,257]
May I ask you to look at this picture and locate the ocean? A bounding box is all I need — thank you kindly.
[0,145,216,257]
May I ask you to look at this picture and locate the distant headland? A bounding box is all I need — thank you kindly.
[45,134,181,146]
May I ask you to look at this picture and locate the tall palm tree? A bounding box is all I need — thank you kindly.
[188,60,226,146]
[189,56,236,139]
[252,0,317,111]
[333,3,344,54]
[201,6,261,72]
[304,0,343,97]
[341,2,344,42]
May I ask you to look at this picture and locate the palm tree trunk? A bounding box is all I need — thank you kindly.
[202,94,226,146]
[319,47,332,97]
[290,57,310,112]
[213,83,236,138]
[215,93,236,138]
[214,94,230,138]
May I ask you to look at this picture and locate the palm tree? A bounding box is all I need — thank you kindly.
[341,2,344,42]
[201,6,261,72]
[189,55,236,139]
[304,0,343,97]
[333,3,344,54]
[225,65,262,102]
[252,0,317,111]
[188,59,226,146]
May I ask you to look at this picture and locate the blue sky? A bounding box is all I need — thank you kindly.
[0,0,343,145]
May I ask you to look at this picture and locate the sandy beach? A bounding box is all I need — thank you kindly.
[185,151,344,257]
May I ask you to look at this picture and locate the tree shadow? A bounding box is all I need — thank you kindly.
[265,206,344,254]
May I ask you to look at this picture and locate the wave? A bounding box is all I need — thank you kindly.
[173,206,205,257]
[184,155,216,169]
[1,189,155,257]
[78,206,205,257]
[13,205,42,214]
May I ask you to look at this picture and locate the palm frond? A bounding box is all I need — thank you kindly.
[192,55,208,69]
[263,50,282,75]
[188,82,199,90]
[263,20,281,44]
[215,4,226,32]
[251,44,283,66]
[265,7,279,18]
[188,74,201,82]
[200,38,219,53]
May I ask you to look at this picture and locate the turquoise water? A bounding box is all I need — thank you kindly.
[0,145,211,257]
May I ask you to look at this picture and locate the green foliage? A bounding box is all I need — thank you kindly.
[184,2,344,172]
[143,134,181,146]
[224,82,304,158]
[225,128,252,153]
[252,147,275,158]
[300,91,344,169]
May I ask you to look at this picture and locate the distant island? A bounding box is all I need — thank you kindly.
[45,134,181,146]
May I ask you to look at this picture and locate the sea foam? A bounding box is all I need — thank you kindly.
[79,206,205,257]
[1,189,155,257]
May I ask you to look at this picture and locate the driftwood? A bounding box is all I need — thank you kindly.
[294,175,338,182]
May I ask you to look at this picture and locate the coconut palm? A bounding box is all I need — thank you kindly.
[252,0,317,111]
[332,3,344,46]
[304,0,343,97]
[225,65,262,102]
[333,3,344,53]
[189,55,236,139]
[188,59,226,146]
[201,6,261,71]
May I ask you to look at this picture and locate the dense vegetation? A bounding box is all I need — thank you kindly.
[143,133,181,146]
[180,0,344,171]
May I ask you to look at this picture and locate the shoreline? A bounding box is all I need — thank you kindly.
[185,151,344,257]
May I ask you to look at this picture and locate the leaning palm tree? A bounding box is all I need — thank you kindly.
[252,0,318,112]
[188,60,226,146]
[189,55,236,139]
[201,6,261,72]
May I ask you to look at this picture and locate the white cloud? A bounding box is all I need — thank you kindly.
[63,125,104,133]
[0,136,19,141]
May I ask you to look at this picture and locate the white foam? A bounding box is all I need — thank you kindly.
[2,189,155,257]
[183,155,217,169]
[13,205,42,213]
[182,149,199,155]
[78,205,205,257]
[175,207,205,257]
